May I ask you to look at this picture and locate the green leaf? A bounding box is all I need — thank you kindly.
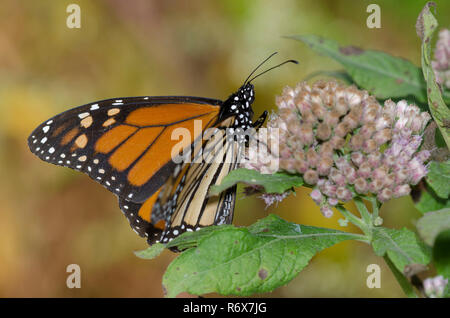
[166,225,227,251]
[413,181,450,214]
[416,2,450,150]
[210,168,303,195]
[372,227,431,274]
[433,229,450,282]
[445,283,450,298]
[416,208,450,246]
[162,214,362,297]
[426,161,450,199]
[304,70,355,85]
[134,243,166,260]
[289,34,432,105]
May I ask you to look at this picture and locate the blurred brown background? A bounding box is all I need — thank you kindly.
[0,0,448,297]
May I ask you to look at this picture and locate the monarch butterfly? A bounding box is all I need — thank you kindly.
[28,53,297,247]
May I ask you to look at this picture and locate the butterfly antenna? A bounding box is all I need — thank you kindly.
[248,59,298,83]
[244,52,278,85]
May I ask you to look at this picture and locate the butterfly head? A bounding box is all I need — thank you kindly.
[238,82,255,105]
[220,54,298,129]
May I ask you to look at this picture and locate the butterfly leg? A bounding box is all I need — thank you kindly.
[252,111,268,129]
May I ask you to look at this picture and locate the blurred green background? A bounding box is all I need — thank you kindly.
[0,0,448,297]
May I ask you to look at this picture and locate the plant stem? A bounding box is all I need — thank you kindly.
[335,205,369,234]
[354,197,372,227]
[338,199,418,297]
[367,196,380,221]
[383,255,418,298]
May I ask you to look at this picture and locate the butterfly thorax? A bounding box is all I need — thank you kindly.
[219,83,255,130]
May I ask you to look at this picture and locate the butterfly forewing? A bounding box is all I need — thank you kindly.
[28,96,221,204]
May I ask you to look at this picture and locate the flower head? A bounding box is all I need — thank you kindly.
[260,192,291,209]
[243,81,431,215]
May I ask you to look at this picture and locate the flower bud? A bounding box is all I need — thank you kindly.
[311,102,326,120]
[395,100,408,117]
[350,134,364,150]
[330,168,346,186]
[320,181,337,197]
[330,136,345,149]
[304,169,319,185]
[384,174,396,188]
[324,109,340,127]
[351,152,365,166]
[420,112,431,131]
[320,205,334,218]
[342,111,360,130]
[369,179,384,193]
[375,114,392,131]
[310,188,323,204]
[373,128,391,146]
[334,157,350,170]
[393,184,411,198]
[377,188,393,202]
[317,156,333,176]
[328,197,339,206]
[336,186,353,202]
[358,162,372,178]
[354,177,368,194]
[293,158,309,174]
[360,124,375,140]
[335,97,348,115]
[367,152,382,167]
[395,169,409,184]
[362,139,378,153]
[280,158,296,173]
[415,150,431,163]
[335,122,350,138]
[306,148,319,168]
[372,165,388,181]
[299,123,314,145]
[343,166,357,184]
[316,122,332,141]
[410,164,428,185]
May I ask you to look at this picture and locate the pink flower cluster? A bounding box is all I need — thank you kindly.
[424,275,448,298]
[432,28,450,89]
[244,81,431,217]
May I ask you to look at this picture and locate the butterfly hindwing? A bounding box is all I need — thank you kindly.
[28,96,222,203]
[119,116,243,244]
[114,115,243,245]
